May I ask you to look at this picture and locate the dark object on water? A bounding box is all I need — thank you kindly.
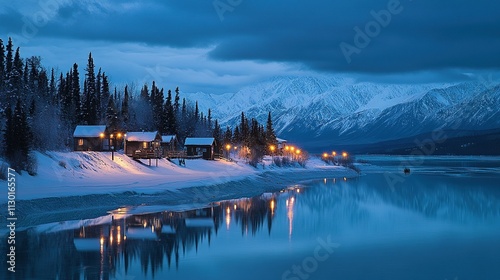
[404,167,410,174]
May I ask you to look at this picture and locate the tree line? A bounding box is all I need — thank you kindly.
[0,37,278,173]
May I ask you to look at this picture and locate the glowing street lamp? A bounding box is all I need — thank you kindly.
[332,151,337,157]
[225,144,231,159]
[323,152,328,158]
[342,152,348,158]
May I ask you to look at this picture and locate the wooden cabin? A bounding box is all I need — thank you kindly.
[184,137,216,160]
[161,135,180,157]
[73,125,107,151]
[125,131,162,159]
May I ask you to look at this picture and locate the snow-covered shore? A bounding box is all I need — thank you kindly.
[1,151,356,228]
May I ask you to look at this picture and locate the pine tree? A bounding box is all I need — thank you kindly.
[164,89,176,134]
[4,99,31,171]
[5,37,13,77]
[232,126,240,144]
[101,72,110,119]
[96,67,102,122]
[265,111,278,148]
[71,63,81,124]
[49,68,56,105]
[83,52,97,124]
[174,86,180,115]
[121,85,129,130]
[223,126,232,145]
[212,119,222,147]
[106,95,119,132]
[140,84,149,102]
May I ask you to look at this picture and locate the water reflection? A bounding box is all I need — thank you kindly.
[2,173,500,280]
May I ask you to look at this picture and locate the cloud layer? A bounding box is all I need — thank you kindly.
[1,0,499,92]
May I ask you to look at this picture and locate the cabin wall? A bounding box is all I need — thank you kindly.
[74,137,103,151]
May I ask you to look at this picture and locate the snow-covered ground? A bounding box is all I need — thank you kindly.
[1,151,354,228]
[3,151,347,202]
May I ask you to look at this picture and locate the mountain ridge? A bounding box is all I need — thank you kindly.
[183,76,500,151]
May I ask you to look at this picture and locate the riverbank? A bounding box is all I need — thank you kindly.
[1,151,357,228]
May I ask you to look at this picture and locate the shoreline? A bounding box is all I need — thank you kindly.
[1,151,357,228]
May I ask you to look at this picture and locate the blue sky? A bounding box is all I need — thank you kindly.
[1,0,499,93]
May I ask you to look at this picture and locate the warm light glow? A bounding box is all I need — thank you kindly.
[99,133,105,138]
[110,133,114,138]
[285,146,290,151]
[290,146,295,151]
[323,153,328,158]
[233,204,237,210]
[124,235,127,240]
[296,149,301,154]
[270,200,275,211]
[342,152,348,158]
[270,145,276,152]
[226,206,231,214]
[324,178,327,184]
[225,144,231,151]
[332,151,336,156]
[109,235,113,244]
[100,237,104,246]
[143,221,147,228]
[234,146,238,150]
[117,133,122,138]
[343,177,347,181]
[296,188,300,193]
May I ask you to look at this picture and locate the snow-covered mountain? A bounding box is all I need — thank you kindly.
[183,76,500,150]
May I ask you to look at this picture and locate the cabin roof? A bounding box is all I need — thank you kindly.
[161,135,177,143]
[126,131,159,142]
[73,125,106,137]
[184,137,215,146]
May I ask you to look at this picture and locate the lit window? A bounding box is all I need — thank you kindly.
[78,139,84,146]
[143,142,148,149]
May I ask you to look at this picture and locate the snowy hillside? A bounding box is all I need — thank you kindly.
[184,76,500,149]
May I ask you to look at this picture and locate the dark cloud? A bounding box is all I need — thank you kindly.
[1,0,499,85]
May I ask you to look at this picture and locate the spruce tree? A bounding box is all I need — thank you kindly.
[164,89,176,134]
[71,63,81,124]
[265,111,278,148]
[121,85,129,130]
[5,37,13,76]
[106,95,118,132]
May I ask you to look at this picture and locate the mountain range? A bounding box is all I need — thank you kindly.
[184,76,500,152]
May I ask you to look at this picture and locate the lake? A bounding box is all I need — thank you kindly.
[3,157,500,280]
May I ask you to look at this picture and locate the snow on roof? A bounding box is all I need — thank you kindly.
[162,135,176,143]
[126,131,159,142]
[73,125,106,137]
[184,137,215,146]
[277,137,287,143]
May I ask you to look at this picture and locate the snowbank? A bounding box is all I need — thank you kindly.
[4,151,349,202]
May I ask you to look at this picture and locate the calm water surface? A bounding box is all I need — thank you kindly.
[3,159,500,280]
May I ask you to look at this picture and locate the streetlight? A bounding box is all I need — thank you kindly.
[110,132,122,161]
[332,151,336,157]
[323,152,328,159]
[270,145,276,161]
[342,152,348,158]
[225,144,231,159]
